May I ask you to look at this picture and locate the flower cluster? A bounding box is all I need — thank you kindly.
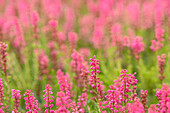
[24,90,40,113]
[11,89,21,113]
[105,69,139,112]
[140,90,148,111]
[149,84,170,113]
[111,23,123,50]
[0,42,8,76]
[71,93,87,113]
[43,84,54,113]
[156,84,170,113]
[0,79,4,112]
[48,20,58,43]
[31,11,40,40]
[89,56,105,112]
[38,50,50,80]
[48,42,58,70]
[150,1,165,52]
[128,99,145,113]
[68,32,78,51]
[131,36,145,60]
[56,70,72,111]
[157,54,166,82]
[71,50,88,88]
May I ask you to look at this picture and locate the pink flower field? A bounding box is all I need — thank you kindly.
[0,0,169,113]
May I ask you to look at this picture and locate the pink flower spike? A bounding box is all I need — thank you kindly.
[43,84,54,112]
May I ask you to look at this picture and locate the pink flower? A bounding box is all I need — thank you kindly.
[128,99,145,113]
[31,11,40,39]
[89,56,105,105]
[0,42,8,76]
[68,32,78,49]
[131,36,145,60]
[43,84,54,112]
[105,69,138,112]
[0,79,4,110]
[157,54,166,81]
[11,89,21,112]
[38,50,49,77]
[24,90,40,113]
[31,11,39,27]
[56,70,72,110]
[156,84,170,113]
[92,26,103,49]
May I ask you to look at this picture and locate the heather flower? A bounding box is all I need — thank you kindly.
[157,54,166,82]
[0,79,4,110]
[150,40,164,52]
[11,89,21,112]
[79,48,90,59]
[126,2,140,28]
[43,0,62,19]
[56,92,70,112]
[131,36,145,60]
[17,0,31,28]
[48,20,59,44]
[150,1,165,52]
[0,42,8,76]
[64,8,75,32]
[92,26,103,49]
[71,50,88,89]
[128,99,145,113]
[148,104,159,113]
[89,56,105,112]
[12,18,26,64]
[80,67,89,93]
[156,84,170,113]
[48,42,58,70]
[68,32,78,50]
[140,90,148,111]
[111,23,124,51]
[57,32,66,45]
[79,14,94,37]
[24,90,40,113]
[38,50,50,79]
[31,11,40,40]
[43,84,54,113]
[0,18,4,40]
[105,69,138,112]
[56,70,72,110]
[13,18,26,49]
[140,2,153,29]
[71,93,87,113]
